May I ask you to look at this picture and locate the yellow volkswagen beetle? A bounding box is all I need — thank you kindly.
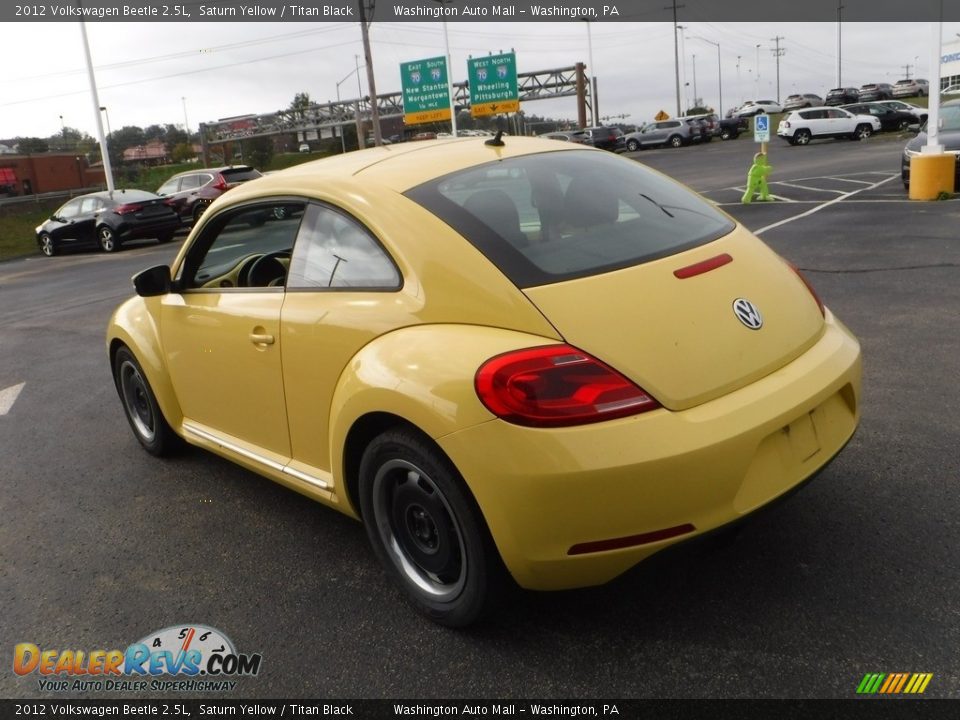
[107,136,861,626]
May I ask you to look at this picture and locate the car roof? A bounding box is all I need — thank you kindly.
[169,165,255,178]
[224,137,592,198]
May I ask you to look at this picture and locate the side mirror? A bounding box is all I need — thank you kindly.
[49,215,59,222]
[132,265,171,297]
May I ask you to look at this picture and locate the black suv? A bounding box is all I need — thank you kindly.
[156,166,262,225]
[581,126,626,152]
[825,87,860,106]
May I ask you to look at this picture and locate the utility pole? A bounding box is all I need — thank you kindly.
[357,0,382,147]
[677,26,688,113]
[666,0,685,117]
[755,44,761,98]
[903,64,913,79]
[770,36,785,103]
[837,3,844,86]
[692,53,697,108]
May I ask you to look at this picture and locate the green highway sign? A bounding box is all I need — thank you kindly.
[467,52,519,117]
[401,56,451,125]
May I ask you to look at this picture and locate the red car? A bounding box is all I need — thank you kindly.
[156,165,262,225]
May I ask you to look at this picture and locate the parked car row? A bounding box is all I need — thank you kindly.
[36,165,264,257]
[902,98,960,189]
[541,126,625,151]
[622,113,748,151]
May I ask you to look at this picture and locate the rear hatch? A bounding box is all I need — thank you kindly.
[220,166,262,189]
[406,147,825,411]
[523,229,824,410]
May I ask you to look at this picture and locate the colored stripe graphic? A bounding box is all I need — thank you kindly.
[857,672,932,694]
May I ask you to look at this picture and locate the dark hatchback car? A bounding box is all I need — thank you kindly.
[843,103,918,132]
[825,87,860,106]
[901,99,960,190]
[36,190,179,257]
[156,165,262,225]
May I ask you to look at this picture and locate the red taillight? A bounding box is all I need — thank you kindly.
[475,345,660,428]
[163,199,177,207]
[211,174,228,191]
[113,203,143,215]
[786,260,825,316]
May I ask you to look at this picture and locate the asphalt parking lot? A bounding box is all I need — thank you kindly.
[1,135,958,700]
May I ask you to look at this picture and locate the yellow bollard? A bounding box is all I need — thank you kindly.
[908,154,956,200]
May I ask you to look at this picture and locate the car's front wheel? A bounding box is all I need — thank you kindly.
[98,226,118,252]
[358,428,506,627]
[39,233,56,257]
[112,346,180,456]
[853,124,873,140]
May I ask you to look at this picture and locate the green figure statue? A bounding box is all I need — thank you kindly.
[742,151,772,203]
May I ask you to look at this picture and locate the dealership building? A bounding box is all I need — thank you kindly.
[942,38,960,89]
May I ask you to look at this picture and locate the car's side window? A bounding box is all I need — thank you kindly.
[79,197,100,214]
[179,174,201,190]
[182,201,307,290]
[287,204,400,290]
[58,199,82,219]
[157,179,179,196]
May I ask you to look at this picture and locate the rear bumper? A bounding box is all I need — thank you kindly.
[115,217,181,240]
[439,311,861,591]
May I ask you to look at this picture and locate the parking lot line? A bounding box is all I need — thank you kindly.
[753,173,899,236]
[773,182,848,195]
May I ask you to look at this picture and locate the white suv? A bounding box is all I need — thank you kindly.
[777,107,881,145]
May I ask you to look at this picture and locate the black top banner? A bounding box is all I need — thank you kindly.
[4,0,959,23]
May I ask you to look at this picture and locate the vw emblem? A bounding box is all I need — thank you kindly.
[732,298,763,330]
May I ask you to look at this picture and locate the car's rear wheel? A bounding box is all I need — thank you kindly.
[358,428,506,627]
[626,138,640,152]
[39,234,56,257]
[793,129,812,145]
[98,226,118,252]
[668,135,684,148]
[158,232,175,244]
[897,119,911,132]
[192,202,209,225]
[113,346,179,456]
[853,124,873,140]
[720,128,732,140]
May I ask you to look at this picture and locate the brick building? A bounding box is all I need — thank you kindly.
[0,153,105,196]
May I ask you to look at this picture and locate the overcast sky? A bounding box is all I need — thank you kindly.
[4,20,960,141]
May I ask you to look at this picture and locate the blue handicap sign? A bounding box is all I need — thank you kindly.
[755,115,769,132]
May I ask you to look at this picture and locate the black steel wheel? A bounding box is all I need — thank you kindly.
[358,428,506,627]
[113,346,179,456]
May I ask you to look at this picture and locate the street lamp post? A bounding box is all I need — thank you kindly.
[690,36,722,116]
[582,18,598,126]
[336,63,365,153]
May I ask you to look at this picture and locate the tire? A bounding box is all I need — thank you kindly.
[112,346,180,457]
[358,428,506,627]
[897,119,910,132]
[793,129,812,145]
[720,128,732,140]
[157,232,175,244]
[192,202,209,225]
[668,135,684,148]
[39,233,56,257]
[853,124,872,140]
[625,138,640,152]
[98,225,118,252]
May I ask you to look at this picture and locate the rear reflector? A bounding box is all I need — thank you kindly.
[568,523,697,555]
[475,344,659,428]
[673,253,733,279]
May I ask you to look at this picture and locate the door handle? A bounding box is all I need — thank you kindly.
[249,333,275,346]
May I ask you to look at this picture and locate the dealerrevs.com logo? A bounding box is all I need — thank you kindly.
[13,624,262,693]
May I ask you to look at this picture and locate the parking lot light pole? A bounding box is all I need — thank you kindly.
[336,64,365,153]
[581,18,598,126]
[80,22,114,194]
[690,36,722,116]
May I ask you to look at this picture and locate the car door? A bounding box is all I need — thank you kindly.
[279,202,403,483]
[159,200,305,463]
[75,196,103,246]
[828,108,854,136]
[47,199,84,244]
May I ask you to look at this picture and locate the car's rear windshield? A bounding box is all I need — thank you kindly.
[405,150,735,288]
[109,190,161,203]
[221,168,262,181]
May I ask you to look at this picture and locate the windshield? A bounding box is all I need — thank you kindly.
[940,104,960,131]
[405,150,735,288]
